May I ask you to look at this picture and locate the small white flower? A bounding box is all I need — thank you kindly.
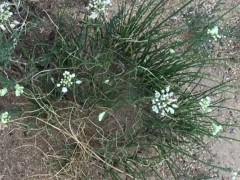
[9,23,16,29]
[161,111,165,116]
[13,20,20,25]
[0,24,6,31]
[169,49,175,54]
[70,73,75,78]
[15,84,24,96]
[152,105,159,114]
[98,111,106,121]
[0,87,7,96]
[169,92,174,97]
[76,80,82,84]
[62,87,68,93]
[212,122,223,136]
[89,12,98,19]
[57,83,61,87]
[166,86,170,93]
[206,96,211,102]
[63,71,70,76]
[10,20,20,29]
[155,90,161,99]
[167,107,175,114]
[104,79,110,84]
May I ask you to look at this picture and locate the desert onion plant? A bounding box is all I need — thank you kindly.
[1,0,240,179]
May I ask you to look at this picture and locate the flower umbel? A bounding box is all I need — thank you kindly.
[15,84,24,96]
[207,26,221,41]
[87,0,111,19]
[0,2,13,22]
[199,96,211,112]
[0,111,10,130]
[151,86,178,116]
[0,2,20,31]
[57,71,82,93]
[1,111,10,124]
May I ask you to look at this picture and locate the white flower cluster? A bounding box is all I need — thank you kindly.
[0,111,10,130]
[15,84,24,96]
[199,96,211,112]
[151,86,178,116]
[57,71,82,93]
[0,84,24,97]
[207,26,221,41]
[1,111,10,124]
[87,0,111,19]
[0,84,17,130]
[0,2,20,31]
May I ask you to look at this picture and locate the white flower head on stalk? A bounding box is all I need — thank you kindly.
[57,71,82,94]
[0,2,20,31]
[15,84,24,96]
[0,111,10,130]
[87,0,112,19]
[0,2,12,20]
[1,111,10,124]
[0,87,7,96]
[151,86,178,116]
[199,96,211,112]
[207,26,221,41]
